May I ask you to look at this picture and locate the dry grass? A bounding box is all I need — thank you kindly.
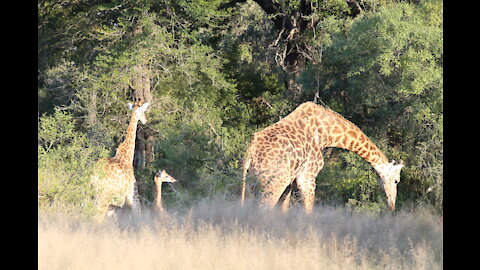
[39,199,442,270]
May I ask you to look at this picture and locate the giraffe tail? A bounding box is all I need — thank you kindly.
[241,156,251,206]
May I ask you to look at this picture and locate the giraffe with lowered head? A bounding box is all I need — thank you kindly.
[92,99,150,221]
[241,101,403,213]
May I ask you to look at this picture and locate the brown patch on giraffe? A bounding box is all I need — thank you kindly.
[347,130,358,138]
[333,135,342,144]
[338,121,347,131]
[356,137,363,145]
[353,142,360,151]
[305,106,313,114]
[295,119,306,129]
[296,129,306,137]
[331,126,342,134]
[342,136,349,147]
[348,139,355,150]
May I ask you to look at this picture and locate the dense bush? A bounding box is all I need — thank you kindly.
[38,109,109,216]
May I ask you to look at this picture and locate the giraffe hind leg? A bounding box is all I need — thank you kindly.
[278,184,292,212]
[278,179,303,212]
[260,176,294,210]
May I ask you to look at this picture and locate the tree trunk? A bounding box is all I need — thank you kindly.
[132,64,153,171]
[131,24,154,171]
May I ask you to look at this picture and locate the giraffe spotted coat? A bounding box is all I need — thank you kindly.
[242,102,403,213]
[92,100,150,221]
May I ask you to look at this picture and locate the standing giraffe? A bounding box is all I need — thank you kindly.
[92,100,150,221]
[153,169,177,213]
[241,102,403,213]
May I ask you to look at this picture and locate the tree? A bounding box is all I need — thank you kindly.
[222,0,370,95]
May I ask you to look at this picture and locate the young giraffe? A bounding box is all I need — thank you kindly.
[241,101,403,213]
[153,169,177,213]
[92,100,150,221]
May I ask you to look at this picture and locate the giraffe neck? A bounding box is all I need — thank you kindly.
[114,108,139,165]
[325,126,388,168]
[155,181,163,211]
[304,105,389,168]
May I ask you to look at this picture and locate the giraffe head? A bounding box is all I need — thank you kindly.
[375,160,404,211]
[154,169,177,184]
[128,100,151,124]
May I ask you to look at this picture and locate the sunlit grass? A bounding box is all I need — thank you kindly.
[38,199,442,270]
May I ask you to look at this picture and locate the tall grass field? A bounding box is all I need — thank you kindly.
[39,199,442,270]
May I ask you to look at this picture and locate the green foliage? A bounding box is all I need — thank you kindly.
[317,150,383,210]
[38,109,109,216]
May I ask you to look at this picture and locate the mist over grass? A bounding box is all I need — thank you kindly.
[39,199,442,270]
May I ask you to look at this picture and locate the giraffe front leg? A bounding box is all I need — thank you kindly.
[125,181,141,215]
[94,196,110,223]
[296,175,317,214]
[295,155,324,214]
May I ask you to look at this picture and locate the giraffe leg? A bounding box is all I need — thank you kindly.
[295,175,317,214]
[260,176,293,210]
[105,206,116,218]
[132,181,141,213]
[124,181,141,215]
[278,184,292,212]
[94,198,110,223]
[295,155,325,213]
[279,180,303,212]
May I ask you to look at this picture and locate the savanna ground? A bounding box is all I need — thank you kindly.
[39,198,442,270]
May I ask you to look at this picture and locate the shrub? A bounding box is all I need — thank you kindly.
[38,109,108,216]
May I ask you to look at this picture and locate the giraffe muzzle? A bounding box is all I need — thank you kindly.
[387,199,396,211]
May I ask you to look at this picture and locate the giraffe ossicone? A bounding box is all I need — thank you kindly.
[242,101,403,213]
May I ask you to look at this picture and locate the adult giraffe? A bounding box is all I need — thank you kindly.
[92,99,150,221]
[241,102,403,213]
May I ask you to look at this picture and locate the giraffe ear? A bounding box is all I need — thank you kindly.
[128,103,133,110]
[142,102,150,110]
[393,163,404,172]
[393,160,404,168]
